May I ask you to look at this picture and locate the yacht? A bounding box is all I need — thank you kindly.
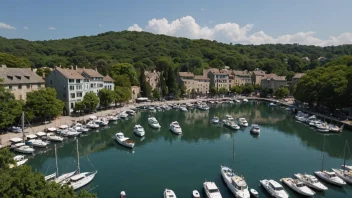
[126,109,136,116]
[268,102,276,106]
[342,165,352,171]
[12,113,35,154]
[26,134,49,148]
[119,112,129,119]
[332,141,352,184]
[120,191,126,198]
[223,120,240,130]
[224,115,234,122]
[294,173,328,191]
[61,128,81,137]
[203,182,222,198]
[107,115,118,121]
[250,189,259,198]
[148,117,161,129]
[228,100,234,104]
[95,118,109,126]
[234,99,241,103]
[295,112,309,122]
[14,144,35,154]
[316,122,329,132]
[170,121,182,135]
[304,115,316,124]
[220,166,250,198]
[36,131,47,140]
[280,178,315,196]
[47,133,64,142]
[115,132,135,148]
[197,103,210,110]
[72,123,90,132]
[250,124,260,135]
[314,171,346,186]
[180,106,188,112]
[164,189,177,198]
[212,117,220,124]
[10,155,28,168]
[86,121,99,129]
[309,119,322,127]
[133,125,145,137]
[186,103,194,108]
[192,190,200,198]
[329,124,343,133]
[148,106,156,112]
[238,118,248,127]
[242,99,248,102]
[46,127,57,133]
[259,179,288,198]
[156,106,163,111]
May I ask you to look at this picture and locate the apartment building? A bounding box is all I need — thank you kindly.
[178,72,196,92]
[206,69,230,91]
[194,75,210,94]
[260,74,287,91]
[232,70,252,86]
[252,70,266,85]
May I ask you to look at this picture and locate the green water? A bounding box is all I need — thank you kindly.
[28,102,352,198]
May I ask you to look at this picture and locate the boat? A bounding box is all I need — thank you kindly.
[148,117,161,129]
[60,139,97,190]
[148,106,156,112]
[250,124,260,135]
[115,132,135,148]
[46,127,57,132]
[133,124,145,137]
[223,120,240,130]
[316,122,329,132]
[26,134,49,148]
[238,118,248,127]
[328,124,343,133]
[36,131,47,139]
[170,121,182,135]
[13,112,35,154]
[268,102,276,106]
[164,189,177,198]
[107,115,118,121]
[221,166,250,198]
[72,123,90,132]
[304,115,316,124]
[119,112,129,119]
[156,106,163,111]
[192,190,200,198]
[242,99,248,102]
[234,99,241,103]
[280,178,315,196]
[47,133,64,142]
[61,128,81,137]
[332,141,352,184]
[224,115,234,122]
[120,191,126,198]
[186,103,194,108]
[259,179,288,198]
[341,165,352,171]
[8,126,23,133]
[250,189,259,198]
[95,118,109,126]
[180,106,188,112]
[314,135,346,186]
[9,155,28,168]
[294,173,328,191]
[228,100,234,104]
[295,111,308,122]
[212,117,220,124]
[203,182,222,198]
[86,121,99,129]
[197,103,210,110]
[126,109,136,116]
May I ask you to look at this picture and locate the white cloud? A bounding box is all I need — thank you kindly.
[127,16,352,46]
[98,24,103,27]
[0,22,16,30]
[48,27,56,30]
[127,24,143,32]
[23,26,28,30]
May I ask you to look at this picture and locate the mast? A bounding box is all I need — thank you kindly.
[343,141,347,172]
[321,135,326,171]
[76,139,80,174]
[232,134,235,170]
[21,112,25,143]
[55,144,58,177]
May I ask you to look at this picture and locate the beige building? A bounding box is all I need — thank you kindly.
[178,72,210,94]
[232,70,252,86]
[260,74,287,91]
[291,73,306,86]
[194,75,210,94]
[178,72,196,92]
[0,65,45,100]
[144,70,160,90]
[206,69,230,91]
[252,70,266,85]
[131,86,140,102]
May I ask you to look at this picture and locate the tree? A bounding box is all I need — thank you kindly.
[83,92,99,113]
[113,74,131,87]
[242,84,254,94]
[0,148,15,169]
[24,88,64,121]
[210,86,217,96]
[109,63,138,85]
[274,87,290,99]
[0,85,23,129]
[74,101,85,113]
[218,87,227,95]
[139,68,151,98]
[230,86,243,94]
[0,52,31,68]
[209,59,225,69]
[166,67,177,95]
[115,86,131,103]
[152,89,161,100]
[98,89,116,109]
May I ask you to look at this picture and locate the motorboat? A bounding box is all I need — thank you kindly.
[224,115,234,122]
[223,120,240,130]
[316,122,329,132]
[47,133,64,142]
[250,124,260,135]
[242,99,248,102]
[164,189,177,198]
[14,144,35,154]
[304,115,316,124]
[107,115,119,121]
[332,168,352,184]
[133,124,145,137]
[126,109,136,116]
[119,112,129,119]
[46,127,57,132]
[156,106,163,111]
[268,102,276,106]
[35,131,47,139]
[280,177,315,196]
[186,103,194,108]
[12,113,35,154]
[120,191,126,198]
[86,121,99,129]
[192,190,200,198]
[329,124,342,133]
[10,137,23,149]
[72,123,90,133]
[10,155,28,168]
[314,171,346,186]
[148,117,161,129]
[95,118,109,126]
[238,118,248,127]
[212,117,220,124]
[197,103,210,110]
[115,132,135,148]
[180,106,188,112]
[294,173,328,191]
[342,165,352,171]
[228,100,234,104]
[259,179,288,198]
[61,128,81,137]
[203,181,222,198]
[220,166,250,198]
[26,134,49,148]
[309,119,322,127]
[250,189,259,198]
[170,121,182,135]
[295,111,308,122]
[148,106,156,112]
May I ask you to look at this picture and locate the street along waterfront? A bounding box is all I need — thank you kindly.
[27,101,352,197]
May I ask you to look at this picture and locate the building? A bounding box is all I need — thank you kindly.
[260,74,287,91]
[194,75,210,94]
[178,72,196,92]
[46,66,114,115]
[207,69,230,91]
[291,73,306,86]
[0,65,45,100]
[232,70,252,86]
[131,86,140,102]
[252,70,266,85]
[144,70,160,90]
[178,72,210,95]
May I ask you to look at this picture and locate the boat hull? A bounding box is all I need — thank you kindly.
[294,174,327,191]
[70,171,97,190]
[281,178,315,196]
[332,168,352,184]
[314,171,346,186]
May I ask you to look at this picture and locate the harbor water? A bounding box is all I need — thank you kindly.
[27,101,352,197]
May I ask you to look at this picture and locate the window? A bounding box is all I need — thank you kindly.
[77,92,83,97]
[76,79,81,83]
[90,84,94,88]
[70,93,75,98]
[27,84,30,89]
[8,85,12,90]
[18,85,22,89]
[69,79,74,83]
[38,84,41,88]
[98,84,103,88]
[76,85,82,90]
[71,103,74,108]
[69,86,74,90]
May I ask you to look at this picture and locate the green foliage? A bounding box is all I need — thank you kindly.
[83,92,99,112]
[115,86,131,103]
[242,84,254,94]
[0,86,23,128]
[324,55,352,67]
[274,87,290,99]
[98,89,117,108]
[152,89,161,100]
[209,59,225,69]
[210,86,217,96]
[109,63,138,86]
[0,148,15,169]
[218,87,228,95]
[230,86,243,94]
[139,68,151,97]
[166,67,177,95]
[24,88,64,121]
[0,52,31,68]
[74,101,85,112]
[113,75,131,87]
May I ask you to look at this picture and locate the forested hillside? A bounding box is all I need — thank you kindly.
[1,31,352,76]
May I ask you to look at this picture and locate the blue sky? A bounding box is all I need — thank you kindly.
[0,0,352,45]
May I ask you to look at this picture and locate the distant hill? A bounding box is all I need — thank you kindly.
[0,31,352,75]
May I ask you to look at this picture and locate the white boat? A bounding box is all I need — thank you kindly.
[238,118,248,127]
[329,124,343,133]
[115,132,135,148]
[228,100,234,104]
[72,123,90,132]
[309,119,322,127]
[170,121,182,135]
[10,155,28,168]
[95,118,109,126]
[14,144,35,154]
[47,133,64,142]
[235,99,241,103]
[46,127,57,132]
[186,103,194,108]
[126,109,136,116]
[61,128,81,137]
[220,166,250,198]
[242,99,248,102]
[294,173,328,191]
[250,124,260,135]
[192,190,200,198]
[120,191,126,198]
[212,117,220,124]
[120,112,129,119]
[148,106,156,112]
[268,102,276,106]
[13,112,35,154]
[332,141,352,184]
[180,106,188,112]
[36,131,47,139]
[250,189,259,198]
[224,115,234,121]
[164,189,177,198]
[223,120,240,130]
[133,124,145,137]
[107,115,118,121]
[86,121,99,129]
[259,179,288,198]
[197,103,210,110]
[280,178,315,196]
[203,182,222,198]
[304,115,316,124]
[341,165,352,171]
[26,138,49,148]
[148,117,161,129]
[316,122,329,132]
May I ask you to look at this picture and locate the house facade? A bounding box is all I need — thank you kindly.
[233,70,252,86]
[291,73,306,86]
[252,70,266,85]
[0,65,45,100]
[260,74,287,91]
[207,69,230,91]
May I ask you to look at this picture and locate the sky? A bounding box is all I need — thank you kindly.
[1,0,352,46]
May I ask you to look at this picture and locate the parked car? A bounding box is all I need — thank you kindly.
[8,126,23,133]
